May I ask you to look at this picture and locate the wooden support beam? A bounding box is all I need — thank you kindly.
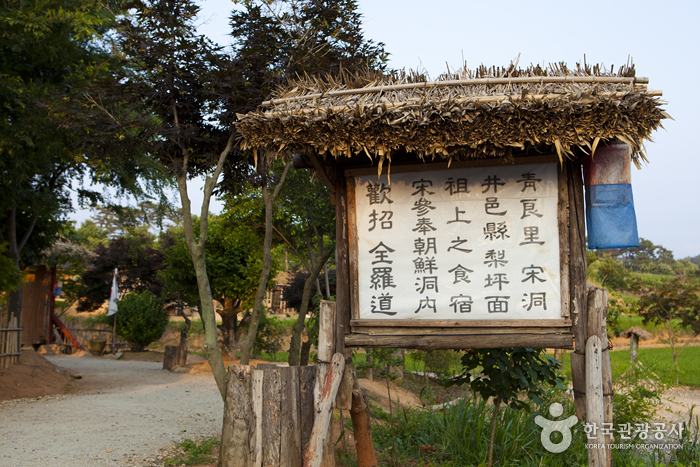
[567,158,588,420]
[305,152,336,197]
[345,333,573,350]
[586,335,606,467]
[334,172,354,411]
[587,287,613,467]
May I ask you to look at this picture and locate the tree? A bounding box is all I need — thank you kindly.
[116,290,169,352]
[64,220,110,250]
[160,214,274,357]
[638,278,700,384]
[80,0,388,394]
[619,238,675,274]
[76,234,165,311]
[228,0,387,366]
[448,348,563,467]
[240,167,337,366]
[0,0,167,347]
[0,243,21,296]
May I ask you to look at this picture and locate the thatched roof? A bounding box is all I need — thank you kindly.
[236,62,669,167]
[620,326,653,340]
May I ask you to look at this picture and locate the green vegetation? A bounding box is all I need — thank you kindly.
[368,386,700,467]
[560,346,700,388]
[116,291,169,352]
[163,436,219,466]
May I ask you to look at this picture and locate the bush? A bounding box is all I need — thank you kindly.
[116,291,169,352]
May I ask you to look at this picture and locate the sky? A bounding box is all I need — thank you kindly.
[70,0,700,258]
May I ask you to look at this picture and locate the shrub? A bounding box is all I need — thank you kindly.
[116,291,169,352]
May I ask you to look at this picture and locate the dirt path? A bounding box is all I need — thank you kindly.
[0,354,223,467]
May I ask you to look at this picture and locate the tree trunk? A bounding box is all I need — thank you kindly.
[176,165,228,400]
[240,162,292,365]
[177,294,190,348]
[300,334,313,366]
[219,298,240,359]
[288,245,334,366]
[488,396,501,467]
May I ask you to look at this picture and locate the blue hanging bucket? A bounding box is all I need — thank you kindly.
[583,142,640,250]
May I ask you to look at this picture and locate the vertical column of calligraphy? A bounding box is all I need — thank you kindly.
[444,175,474,314]
[516,171,549,315]
[410,178,438,314]
[481,174,511,314]
[366,182,396,315]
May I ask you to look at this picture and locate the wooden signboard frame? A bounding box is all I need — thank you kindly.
[332,154,579,351]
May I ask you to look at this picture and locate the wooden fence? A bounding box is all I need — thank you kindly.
[0,317,22,368]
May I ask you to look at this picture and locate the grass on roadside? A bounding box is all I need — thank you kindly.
[560,346,700,388]
[163,436,219,466]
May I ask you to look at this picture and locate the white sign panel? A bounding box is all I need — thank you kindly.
[354,163,561,320]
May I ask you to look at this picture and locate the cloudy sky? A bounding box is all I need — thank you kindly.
[72,0,700,258]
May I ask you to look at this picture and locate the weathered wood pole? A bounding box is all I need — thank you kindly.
[567,158,589,420]
[586,287,613,467]
[586,335,606,467]
[304,353,346,467]
[334,171,353,411]
[350,377,377,467]
[315,301,336,467]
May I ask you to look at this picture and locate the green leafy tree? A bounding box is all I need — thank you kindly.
[63,220,110,250]
[448,348,563,467]
[619,238,676,273]
[638,278,700,384]
[0,243,21,297]
[227,0,387,366]
[160,214,273,357]
[0,0,167,343]
[264,169,336,366]
[115,290,169,352]
[80,0,388,394]
[76,234,165,311]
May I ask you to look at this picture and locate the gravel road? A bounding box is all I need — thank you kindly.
[0,355,224,467]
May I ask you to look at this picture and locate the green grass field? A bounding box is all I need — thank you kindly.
[560,345,700,388]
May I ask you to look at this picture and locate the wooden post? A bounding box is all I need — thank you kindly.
[567,158,588,420]
[586,335,606,467]
[280,367,302,467]
[221,364,315,467]
[350,374,378,467]
[587,287,613,467]
[630,334,639,362]
[315,301,337,406]
[252,368,264,467]
[163,345,187,370]
[300,365,318,456]
[220,365,255,467]
[304,353,346,467]
[334,170,353,411]
[315,301,336,467]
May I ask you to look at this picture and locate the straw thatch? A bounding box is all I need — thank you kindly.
[236,61,669,168]
[620,326,653,340]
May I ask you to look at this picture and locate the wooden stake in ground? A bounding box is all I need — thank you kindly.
[350,376,377,467]
[304,353,345,467]
[586,335,606,467]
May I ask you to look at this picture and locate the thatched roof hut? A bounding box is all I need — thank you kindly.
[236,62,668,167]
